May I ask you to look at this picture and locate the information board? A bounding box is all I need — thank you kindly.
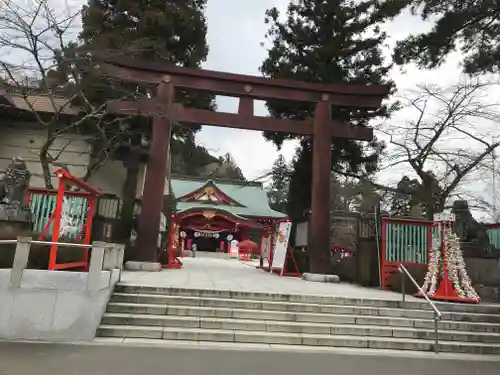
[261,234,271,260]
[229,240,239,258]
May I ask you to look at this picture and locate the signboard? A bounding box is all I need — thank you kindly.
[295,221,308,246]
[261,234,271,259]
[271,221,292,272]
[433,213,456,222]
[159,213,166,232]
[229,240,239,258]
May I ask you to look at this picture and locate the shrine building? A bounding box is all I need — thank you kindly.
[170,176,287,252]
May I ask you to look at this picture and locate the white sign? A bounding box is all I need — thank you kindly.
[159,213,166,232]
[271,221,292,272]
[229,240,239,258]
[433,213,456,222]
[261,234,271,259]
[295,221,308,246]
[227,234,234,241]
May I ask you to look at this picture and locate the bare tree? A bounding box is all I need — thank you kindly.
[378,78,500,218]
[0,0,132,188]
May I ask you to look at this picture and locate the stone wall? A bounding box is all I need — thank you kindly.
[465,257,500,302]
[0,239,124,341]
[0,124,91,188]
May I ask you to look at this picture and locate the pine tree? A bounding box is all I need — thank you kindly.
[267,154,292,213]
[388,0,500,74]
[261,0,396,272]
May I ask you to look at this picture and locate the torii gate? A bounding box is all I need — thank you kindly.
[102,57,389,274]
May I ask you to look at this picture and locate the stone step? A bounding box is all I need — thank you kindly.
[96,325,500,355]
[100,313,500,343]
[107,299,500,324]
[114,284,500,315]
[104,305,500,333]
[111,293,500,323]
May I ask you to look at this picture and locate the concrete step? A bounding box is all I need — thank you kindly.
[111,293,500,323]
[100,313,500,343]
[109,293,500,333]
[107,298,500,324]
[103,306,500,333]
[114,284,500,315]
[96,324,500,354]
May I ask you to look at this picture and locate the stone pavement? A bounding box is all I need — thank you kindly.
[121,256,419,301]
[0,342,498,375]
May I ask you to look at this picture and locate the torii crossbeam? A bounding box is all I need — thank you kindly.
[102,56,389,273]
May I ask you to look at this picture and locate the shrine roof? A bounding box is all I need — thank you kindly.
[171,176,287,219]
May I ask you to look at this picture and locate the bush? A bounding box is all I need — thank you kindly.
[387,266,427,295]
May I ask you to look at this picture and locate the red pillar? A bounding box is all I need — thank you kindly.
[308,101,332,274]
[241,228,248,241]
[135,79,174,262]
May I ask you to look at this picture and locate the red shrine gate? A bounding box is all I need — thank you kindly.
[102,57,389,273]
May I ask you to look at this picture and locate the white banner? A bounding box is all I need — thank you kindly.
[261,234,271,259]
[271,221,292,272]
[295,221,308,246]
[229,240,239,258]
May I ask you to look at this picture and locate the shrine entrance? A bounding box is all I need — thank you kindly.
[195,236,217,252]
[102,57,389,274]
[176,207,262,254]
[163,177,284,258]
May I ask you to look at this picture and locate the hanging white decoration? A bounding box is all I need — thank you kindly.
[418,224,480,301]
[419,232,441,297]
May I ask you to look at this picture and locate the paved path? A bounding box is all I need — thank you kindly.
[0,342,498,375]
[122,257,417,301]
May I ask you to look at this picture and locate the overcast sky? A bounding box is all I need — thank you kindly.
[197,1,467,178]
[197,0,297,181]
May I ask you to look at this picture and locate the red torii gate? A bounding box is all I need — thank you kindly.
[102,57,389,273]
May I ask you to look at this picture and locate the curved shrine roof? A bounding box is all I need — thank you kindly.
[171,176,287,219]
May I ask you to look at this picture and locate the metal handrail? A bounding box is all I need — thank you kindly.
[398,264,442,354]
[0,239,93,248]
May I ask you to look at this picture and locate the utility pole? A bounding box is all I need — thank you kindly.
[493,143,497,220]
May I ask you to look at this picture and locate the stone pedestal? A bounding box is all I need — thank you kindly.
[0,220,31,238]
[0,204,31,223]
[302,273,340,283]
[124,261,162,272]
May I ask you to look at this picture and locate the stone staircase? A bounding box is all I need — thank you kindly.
[97,284,500,355]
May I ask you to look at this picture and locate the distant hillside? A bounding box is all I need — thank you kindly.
[170,138,245,181]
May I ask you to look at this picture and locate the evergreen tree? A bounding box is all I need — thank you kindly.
[261,0,396,272]
[79,0,215,241]
[267,154,292,213]
[388,0,500,74]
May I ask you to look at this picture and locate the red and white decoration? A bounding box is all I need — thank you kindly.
[417,212,480,303]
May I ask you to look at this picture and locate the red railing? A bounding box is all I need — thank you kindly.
[29,170,100,270]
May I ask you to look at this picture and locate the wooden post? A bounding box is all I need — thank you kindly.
[308,101,332,274]
[135,77,174,262]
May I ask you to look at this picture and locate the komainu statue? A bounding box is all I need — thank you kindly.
[451,200,495,254]
[0,157,32,222]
